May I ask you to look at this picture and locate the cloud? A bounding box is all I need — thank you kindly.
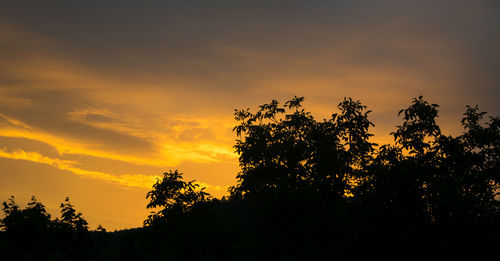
[0,148,227,194]
[0,113,236,167]
[0,25,238,171]
[0,148,157,188]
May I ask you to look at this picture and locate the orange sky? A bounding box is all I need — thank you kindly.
[1,0,499,230]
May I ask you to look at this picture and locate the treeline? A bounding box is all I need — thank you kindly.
[1,96,499,260]
[0,196,107,259]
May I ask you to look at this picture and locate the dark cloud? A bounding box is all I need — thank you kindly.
[0,87,155,155]
[1,0,498,98]
[84,113,116,123]
[1,0,499,145]
[0,137,59,157]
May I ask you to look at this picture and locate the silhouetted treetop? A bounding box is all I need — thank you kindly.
[367,98,499,224]
[0,196,51,246]
[231,96,376,198]
[0,195,92,258]
[55,197,89,232]
[144,170,210,226]
[392,95,441,155]
[229,95,499,225]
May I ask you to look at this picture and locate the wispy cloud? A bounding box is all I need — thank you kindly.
[0,148,227,194]
[0,148,159,189]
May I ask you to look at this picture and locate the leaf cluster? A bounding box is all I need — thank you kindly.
[231,96,376,198]
[144,170,210,226]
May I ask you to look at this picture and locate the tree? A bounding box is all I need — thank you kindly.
[230,96,376,198]
[53,197,89,232]
[365,96,500,223]
[0,196,52,248]
[427,104,500,223]
[231,95,499,224]
[391,95,441,156]
[144,170,210,226]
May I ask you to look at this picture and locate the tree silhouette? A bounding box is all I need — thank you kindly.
[362,96,500,224]
[0,196,51,248]
[392,95,441,156]
[231,96,376,198]
[144,170,210,226]
[230,95,499,225]
[0,196,94,258]
[53,197,89,232]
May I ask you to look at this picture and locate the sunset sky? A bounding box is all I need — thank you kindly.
[1,0,499,230]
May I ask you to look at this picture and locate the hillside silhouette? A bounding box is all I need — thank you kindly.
[1,96,499,260]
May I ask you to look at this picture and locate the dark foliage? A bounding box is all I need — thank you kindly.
[1,96,498,260]
[0,196,98,259]
[144,170,210,226]
[230,96,376,198]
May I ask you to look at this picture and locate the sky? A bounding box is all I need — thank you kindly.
[1,0,499,230]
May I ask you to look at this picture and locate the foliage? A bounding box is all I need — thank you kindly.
[364,97,500,224]
[144,170,210,226]
[0,196,94,259]
[54,197,89,232]
[231,95,499,225]
[391,95,441,155]
[231,96,376,198]
[0,196,51,247]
